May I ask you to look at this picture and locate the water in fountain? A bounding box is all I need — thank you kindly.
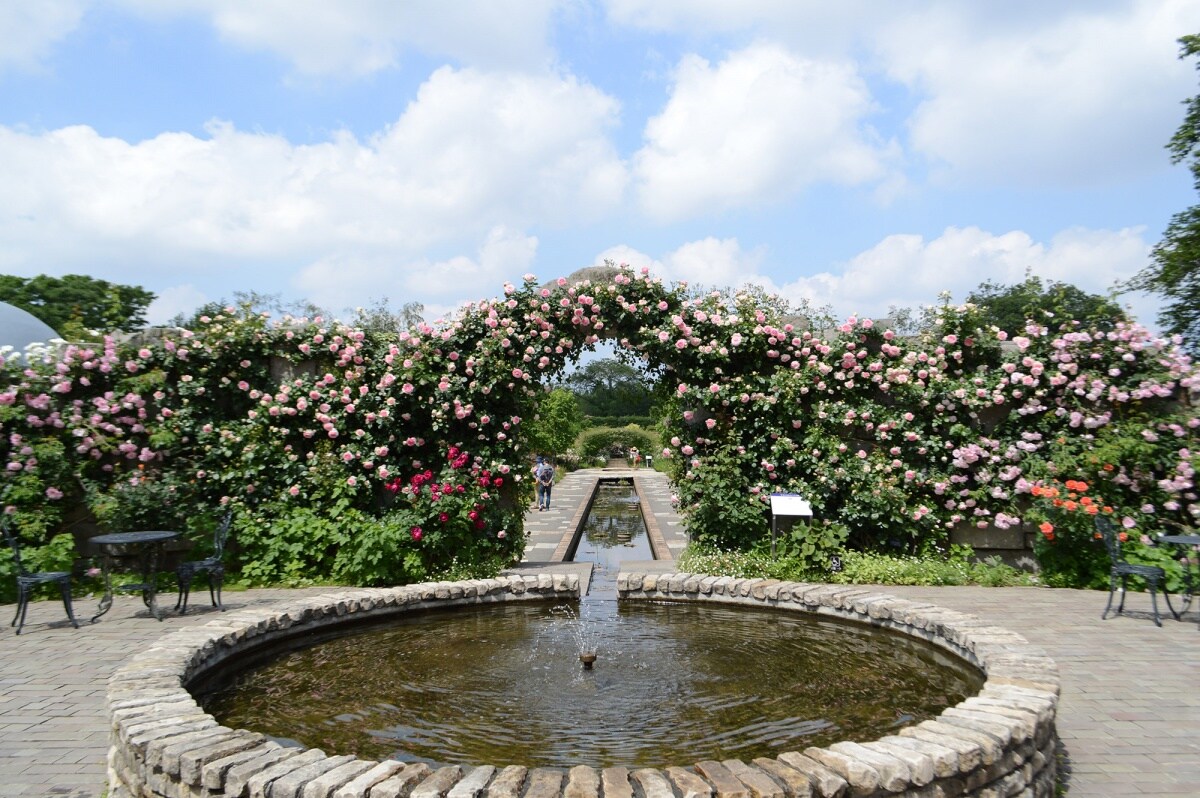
[197,479,983,768]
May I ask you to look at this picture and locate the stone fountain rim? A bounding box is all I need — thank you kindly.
[105,572,1060,798]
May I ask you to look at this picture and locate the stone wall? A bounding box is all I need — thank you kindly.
[106,573,1059,798]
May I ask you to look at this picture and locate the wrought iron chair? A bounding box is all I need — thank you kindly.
[1096,515,1176,627]
[174,511,232,615]
[2,519,79,635]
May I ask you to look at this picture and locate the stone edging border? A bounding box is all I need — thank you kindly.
[106,573,1059,798]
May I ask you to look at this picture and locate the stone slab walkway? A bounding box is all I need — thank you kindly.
[520,466,687,567]
[2,471,1197,797]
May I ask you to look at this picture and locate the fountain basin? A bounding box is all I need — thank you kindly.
[105,573,1059,798]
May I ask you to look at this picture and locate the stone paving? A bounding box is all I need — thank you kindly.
[1,467,1197,797]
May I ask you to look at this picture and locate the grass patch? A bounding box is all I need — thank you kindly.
[678,544,1036,587]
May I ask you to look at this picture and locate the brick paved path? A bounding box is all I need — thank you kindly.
[0,588,333,798]
[3,511,1198,797]
[882,585,1200,797]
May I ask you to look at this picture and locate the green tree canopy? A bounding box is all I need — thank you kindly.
[523,388,584,460]
[0,274,155,335]
[1128,34,1200,352]
[171,290,329,328]
[350,298,425,334]
[564,357,653,418]
[966,274,1126,335]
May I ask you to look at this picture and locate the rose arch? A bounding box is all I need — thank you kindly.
[2,264,1197,589]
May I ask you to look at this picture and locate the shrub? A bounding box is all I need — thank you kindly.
[577,426,656,461]
[679,542,1032,587]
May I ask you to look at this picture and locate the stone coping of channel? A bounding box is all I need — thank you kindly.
[106,573,1060,798]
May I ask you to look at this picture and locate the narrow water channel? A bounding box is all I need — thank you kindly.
[570,479,652,601]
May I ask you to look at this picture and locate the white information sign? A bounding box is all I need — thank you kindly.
[769,493,812,517]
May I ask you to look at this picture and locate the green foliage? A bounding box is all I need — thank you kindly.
[754,519,849,573]
[2,264,1197,594]
[577,426,656,461]
[582,415,654,429]
[349,298,425,335]
[828,548,1033,587]
[236,505,353,587]
[679,541,1033,587]
[85,471,196,534]
[565,358,653,417]
[524,388,584,459]
[0,435,74,538]
[967,274,1127,336]
[0,531,79,604]
[1030,527,1110,590]
[0,273,155,334]
[674,447,772,549]
[678,545,793,580]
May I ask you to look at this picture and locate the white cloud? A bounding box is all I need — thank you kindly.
[375,66,626,227]
[117,0,563,75]
[880,0,1200,185]
[660,237,768,289]
[608,0,1200,187]
[593,237,770,292]
[0,67,624,305]
[294,226,539,315]
[604,0,858,41]
[0,0,87,72]
[634,43,893,220]
[779,225,1156,324]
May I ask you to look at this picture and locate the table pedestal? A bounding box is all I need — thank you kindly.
[89,531,180,622]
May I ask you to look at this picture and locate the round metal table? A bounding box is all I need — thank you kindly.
[90,530,181,622]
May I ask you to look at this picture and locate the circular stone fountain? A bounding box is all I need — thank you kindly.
[105,573,1060,798]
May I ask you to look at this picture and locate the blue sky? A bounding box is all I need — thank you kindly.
[2,1,1198,331]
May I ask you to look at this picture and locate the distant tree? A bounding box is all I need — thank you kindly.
[885,303,940,337]
[1127,34,1200,352]
[524,388,584,462]
[349,298,425,334]
[967,274,1126,335]
[171,290,329,328]
[0,273,155,335]
[564,358,652,418]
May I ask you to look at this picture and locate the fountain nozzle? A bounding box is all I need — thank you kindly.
[579,652,597,669]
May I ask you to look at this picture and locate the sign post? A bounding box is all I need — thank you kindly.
[768,493,813,556]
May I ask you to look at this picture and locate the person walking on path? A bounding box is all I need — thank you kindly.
[536,457,555,511]
[630,446,640,468]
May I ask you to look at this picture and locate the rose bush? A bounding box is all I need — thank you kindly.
[2,265,1197,593]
